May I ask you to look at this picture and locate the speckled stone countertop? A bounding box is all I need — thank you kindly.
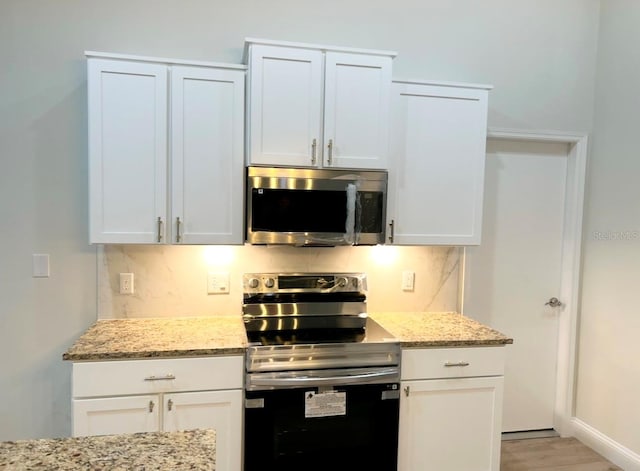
[0,429,216,470]
[63,313,512,362]
[62,316,247,361]
[370,312,513,347]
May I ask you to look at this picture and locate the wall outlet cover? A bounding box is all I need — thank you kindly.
[119,273,134,294]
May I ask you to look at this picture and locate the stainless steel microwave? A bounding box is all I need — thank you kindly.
[246,166,387,246]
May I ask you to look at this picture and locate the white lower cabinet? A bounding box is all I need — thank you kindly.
[71,356,243,471]
[398,347,506,471]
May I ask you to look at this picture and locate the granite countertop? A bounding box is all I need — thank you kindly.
[370,312,513,347]
[62,312,512,362]
[0,429,216,470]
[62,316,247,361]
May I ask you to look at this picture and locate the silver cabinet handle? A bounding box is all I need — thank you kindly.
[404,385,410,397]
[144,374,176,381]
[156,217,163,243]
[175,217,181,243]
[327,139,333,165]
[444,361,470,367]
[388,220,395,243]
[148,400,155,413]
[167,399,173,411]
[311,138,317,165]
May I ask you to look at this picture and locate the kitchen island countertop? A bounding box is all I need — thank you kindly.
[0,429,216,470]
[371,311,513,347]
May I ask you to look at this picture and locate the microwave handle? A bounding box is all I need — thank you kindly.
[345,183,357,244]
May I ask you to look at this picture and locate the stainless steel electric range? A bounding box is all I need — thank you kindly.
[242,272,401,471]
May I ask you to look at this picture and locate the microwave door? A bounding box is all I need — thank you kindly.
[248,187,352,246]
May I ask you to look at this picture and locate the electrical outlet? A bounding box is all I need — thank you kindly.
[207,272,229,294]
[119,273,134,294]
[402,271,415,291]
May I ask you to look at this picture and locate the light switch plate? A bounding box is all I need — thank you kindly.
[32,254,50,278]
[208,272,229,294]
[402,271,415,291]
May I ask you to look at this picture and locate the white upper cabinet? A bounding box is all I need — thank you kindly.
[87,52,245,244]
[387,80,491,245]
[246,45,323,167]
[245,38,396,170]
[170,66,245,245]
[88,58,168,244]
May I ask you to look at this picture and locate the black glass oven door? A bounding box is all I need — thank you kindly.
[244,383,400,471]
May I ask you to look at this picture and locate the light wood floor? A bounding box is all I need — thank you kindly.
[501,437,623,470]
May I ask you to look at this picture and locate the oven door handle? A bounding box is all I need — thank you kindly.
[248,369,399,389]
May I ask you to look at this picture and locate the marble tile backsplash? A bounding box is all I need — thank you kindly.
[97,245,461,319]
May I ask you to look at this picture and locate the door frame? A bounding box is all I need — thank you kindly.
[469,128,588,437]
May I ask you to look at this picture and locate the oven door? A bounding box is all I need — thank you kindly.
[244,381,400,471]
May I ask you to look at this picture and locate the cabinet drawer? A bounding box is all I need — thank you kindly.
[73,356,243,398]
[401,346,505,380]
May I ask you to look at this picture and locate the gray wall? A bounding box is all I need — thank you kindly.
[0,0,600,440]
[576,0,640,454]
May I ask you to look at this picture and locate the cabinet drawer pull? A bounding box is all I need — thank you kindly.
[167,399,173,411]
[176,217,182,243]
[156,216,163,243]
[327,139,333,165]
[144,374,176,381]
[148,400,155,413]
[444,361,470,367]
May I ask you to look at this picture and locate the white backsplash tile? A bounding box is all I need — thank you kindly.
[97,245,461,319]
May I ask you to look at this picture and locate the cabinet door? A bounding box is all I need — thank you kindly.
[247,45,323,167]
[72,395,160,437]
[163,390,242,471]
[398,376,504,471]
[170,66,245,244]
[88,58,168,243]
[388,82,489,245]
[324,52,391,170]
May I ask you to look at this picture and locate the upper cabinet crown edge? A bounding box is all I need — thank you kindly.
[392,77,493,91]
[242,37,398,63]
[85,50,247,71]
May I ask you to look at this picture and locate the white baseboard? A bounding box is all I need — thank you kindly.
[571,417,640,471]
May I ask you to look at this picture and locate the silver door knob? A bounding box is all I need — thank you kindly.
[545,297,562,307]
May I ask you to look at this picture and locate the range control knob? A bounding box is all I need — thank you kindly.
[264,277,276,289]
[336,277,348,288]
[247,278,260,289]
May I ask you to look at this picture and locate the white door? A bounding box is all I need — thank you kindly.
[463,138,569,433]
[398,377,504,471]
[247,45,323,167]
[323,52,392,170]
[170,66,245,245]
[163,390,242,471]
[73,395,160,437]
[388,81,489,245]
[87,58,168,244]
